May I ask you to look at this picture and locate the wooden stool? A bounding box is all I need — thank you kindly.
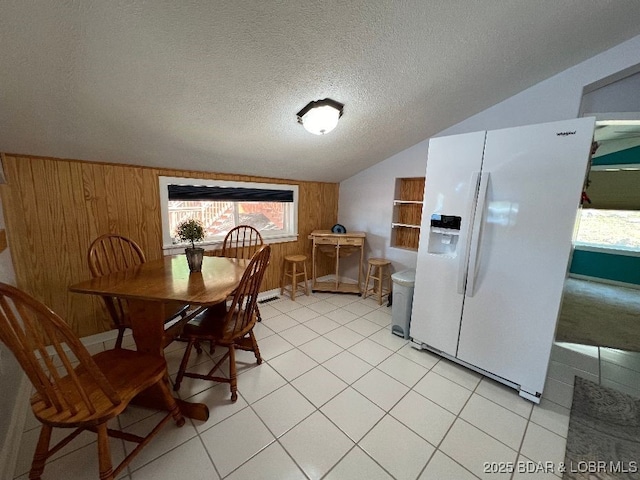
[281,254,309,300]
[363,258,391,305]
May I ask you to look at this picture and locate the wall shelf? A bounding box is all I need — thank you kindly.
[392,223,421,229]
[390,177,425,251]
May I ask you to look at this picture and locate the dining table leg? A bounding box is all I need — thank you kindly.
[127,299,209,422]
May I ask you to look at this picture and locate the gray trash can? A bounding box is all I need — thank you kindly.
[390,269,416,339]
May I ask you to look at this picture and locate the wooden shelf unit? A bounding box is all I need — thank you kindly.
[391,177,425,251]
[309,230,365,294]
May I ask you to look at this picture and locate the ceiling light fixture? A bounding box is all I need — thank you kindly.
[296,98,344,135]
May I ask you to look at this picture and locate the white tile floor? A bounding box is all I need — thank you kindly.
[13,292,640,480]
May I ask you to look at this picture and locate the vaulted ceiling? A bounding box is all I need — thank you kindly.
[2,1,640,182]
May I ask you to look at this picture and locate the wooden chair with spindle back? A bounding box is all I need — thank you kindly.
[0,282,185,480]
[222,225,266,322]
[221,225,264,260]
[173,245,271,401]
[87,234,188,348]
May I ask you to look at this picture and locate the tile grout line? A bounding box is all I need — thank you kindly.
[211,297,397,479]
[16,294,616,480]
[414,374,483,480]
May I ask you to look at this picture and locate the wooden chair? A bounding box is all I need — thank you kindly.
[222,225,265,322]
[87,234,188,348]
[173,245,271,401]
[0,282,184,480]
[222,225,264,260]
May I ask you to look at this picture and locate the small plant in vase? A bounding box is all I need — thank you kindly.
[175,218,205,273]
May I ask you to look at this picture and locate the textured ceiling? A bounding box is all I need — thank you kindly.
[2,1,640,183]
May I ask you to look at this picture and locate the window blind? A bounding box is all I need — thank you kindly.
[168,185,294,202]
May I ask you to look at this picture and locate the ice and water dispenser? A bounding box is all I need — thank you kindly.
[427,214,461,255]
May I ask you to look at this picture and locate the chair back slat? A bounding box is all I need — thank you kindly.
[88,234,146,277]
[25,311,73,412]
[0,283,122,418]
[222,226,264,260]
[45,322,98,415]
[223,245,270,339]
[0,296,59,409]
[88,234,146,330]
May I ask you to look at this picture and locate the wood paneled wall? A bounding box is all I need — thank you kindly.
[0,154,339,337]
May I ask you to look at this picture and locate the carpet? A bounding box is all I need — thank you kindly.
[564,377,640,479]
[555,279,640,352]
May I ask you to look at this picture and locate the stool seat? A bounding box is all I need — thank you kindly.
[281,254,309,300]
[285,254,307,263]
[363,258,392,305]
[368,258,391,267]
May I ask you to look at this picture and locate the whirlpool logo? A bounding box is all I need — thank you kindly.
[556,131,576,136]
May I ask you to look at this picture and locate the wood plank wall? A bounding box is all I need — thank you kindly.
[0,154,339,337]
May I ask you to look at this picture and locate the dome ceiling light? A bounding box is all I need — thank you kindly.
[296,98,344,135]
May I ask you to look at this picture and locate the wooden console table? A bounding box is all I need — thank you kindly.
[309,230,365,294]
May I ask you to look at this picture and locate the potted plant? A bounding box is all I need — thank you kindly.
[175,218,205,273]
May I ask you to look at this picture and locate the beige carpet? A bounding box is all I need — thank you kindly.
[556,278,640,352]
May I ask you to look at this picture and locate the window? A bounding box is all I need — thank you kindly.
[574,165,640,254]
[159,176,298,249]
[575,209,640,252]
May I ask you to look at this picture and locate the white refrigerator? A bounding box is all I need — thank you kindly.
[410,117,595,402]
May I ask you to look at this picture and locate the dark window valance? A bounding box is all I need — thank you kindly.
[168,185,294,202]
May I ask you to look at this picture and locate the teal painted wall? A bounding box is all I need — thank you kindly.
[570,249,640,285]
[592,144,640,166]
[571,145,640,284]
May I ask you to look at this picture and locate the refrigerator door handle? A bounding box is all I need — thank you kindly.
[466,172,490,297]
[457,171,481,295]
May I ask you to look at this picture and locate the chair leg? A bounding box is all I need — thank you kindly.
[115,327,126,349]
[156,376,185,427]
[302,261,309,296]
[96,423,114,480]
[280,262,287,295]
[291,262,297,300]
[228,346,238,402]
[256,305,262,322]
[29,425,52,480]
[249,331,262,365]
[386,270,392,304]
[173,339,195,391]
[363,265,372,299]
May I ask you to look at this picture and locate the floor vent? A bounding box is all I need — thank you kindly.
[258,295,280,304]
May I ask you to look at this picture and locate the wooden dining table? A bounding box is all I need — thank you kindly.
[69,254,248,422]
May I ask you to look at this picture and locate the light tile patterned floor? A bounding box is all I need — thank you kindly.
[13,292,639,479]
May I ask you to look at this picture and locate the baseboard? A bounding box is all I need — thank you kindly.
[0,373,30,480]
[257,287,282,303]
[568,273,640,290]
[79,328,119,346]
[258,278,322,303]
